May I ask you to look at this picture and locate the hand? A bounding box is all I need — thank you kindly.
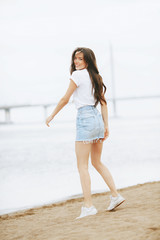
[45,115,53,127]
[102,125,109,141]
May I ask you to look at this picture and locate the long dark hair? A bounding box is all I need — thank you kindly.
[70,47,107,106]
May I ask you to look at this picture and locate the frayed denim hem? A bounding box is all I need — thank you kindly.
[76,138,103,144]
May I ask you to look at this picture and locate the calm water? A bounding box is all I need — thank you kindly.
[0,114,160,215]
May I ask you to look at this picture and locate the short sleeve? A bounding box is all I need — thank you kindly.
[70,71,80,87]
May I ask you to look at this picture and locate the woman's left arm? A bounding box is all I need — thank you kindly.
[46,80,77,127]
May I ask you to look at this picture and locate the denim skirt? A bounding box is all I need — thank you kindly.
[76,105,105,143]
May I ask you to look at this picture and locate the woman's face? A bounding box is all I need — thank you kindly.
[74,51,87,70]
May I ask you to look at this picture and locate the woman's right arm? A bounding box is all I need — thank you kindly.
[101,100,109,140]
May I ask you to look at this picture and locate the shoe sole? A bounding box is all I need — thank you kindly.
[76,210,98,219]
[107,199,125,211]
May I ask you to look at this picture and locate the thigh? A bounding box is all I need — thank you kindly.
[75,142,91,168]
[91,141,103,164]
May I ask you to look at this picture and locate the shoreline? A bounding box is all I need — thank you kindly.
[0,181,160,240]
[1,116,159,219]
[0,180,159,219]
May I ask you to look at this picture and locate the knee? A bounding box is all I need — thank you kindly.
[91,159,102,170]
[77,164,88,174]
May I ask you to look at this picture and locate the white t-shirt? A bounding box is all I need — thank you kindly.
[70,69,96,109]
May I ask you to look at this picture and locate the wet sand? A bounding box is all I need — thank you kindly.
[0,181,160,240]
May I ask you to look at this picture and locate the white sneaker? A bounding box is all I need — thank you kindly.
[107,194,125,211]
[76,206,98,219]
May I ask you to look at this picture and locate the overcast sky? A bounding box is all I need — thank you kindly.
[0,0,160,105]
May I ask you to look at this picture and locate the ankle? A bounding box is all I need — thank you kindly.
[111,192,119,197]
[83,202,93,208]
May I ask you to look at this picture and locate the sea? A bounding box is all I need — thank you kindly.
[0,101,160,215]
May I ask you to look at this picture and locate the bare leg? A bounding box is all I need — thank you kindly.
[91,141,118,197]
[75,141,92,207]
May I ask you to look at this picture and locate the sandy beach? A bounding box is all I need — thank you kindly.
[0,181,160,240]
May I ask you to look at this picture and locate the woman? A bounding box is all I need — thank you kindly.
[46,47,125,219]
